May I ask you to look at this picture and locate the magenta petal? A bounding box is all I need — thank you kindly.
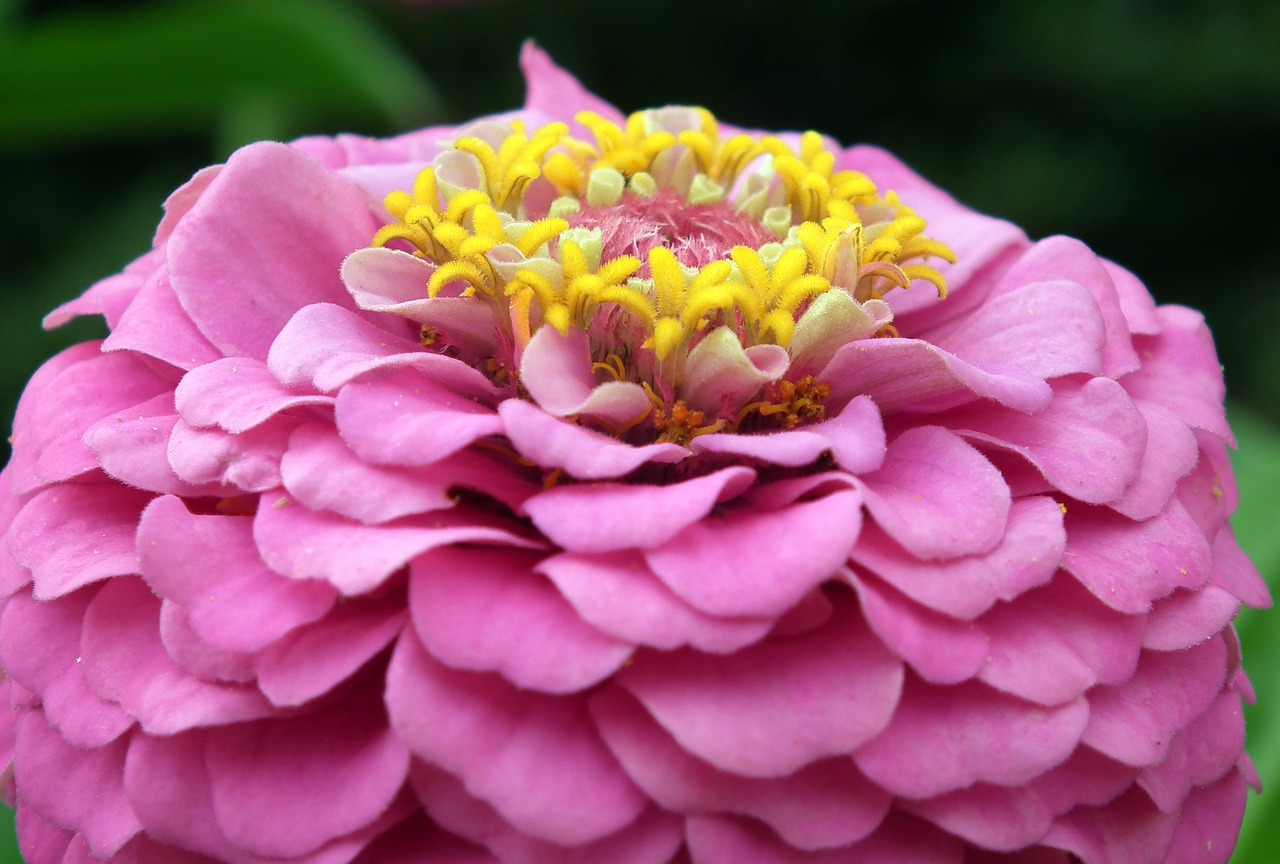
[410,547,631,693]
[101,265,221,371]
[10,482,153,600]
[1108,400,1199,520]
[159,601,255,683]
[850,573,987,685]
[267,302,496,399]
[1142,584,1240,651]
[80,578,275,735]
[591,686,891,850]
[820,337,1051,416]
[1137,690,1245,814]
[859,426,1010,560]
[686,811,964,864]
[254,490,539,594]
[619,595,903,777]
[524,465,755,553]
[978,576,1145,705]
[1082,634,1228,766]
[335,367,504,468]
[385,631,646,846]
[12,712,140,857]
[855,676,1090,799]
[539,550,773,653]
[1209,527,1270,609]
[905,783,1053,852]
[281,423,456,523]
[175,358,333,433]
[85,394,222,496]
[206,689,409,858]
[1062,499,1211,614]
[167,142,375,359]
[9,348,172,495]
[347,813,500,864]
[14,804,72,864]
[167,416,297,493]
[942,377,1146,505]
[644,489,862,617]
[499,400,686,479]
[0,592,133,748]
[1160,770,1247,864]
[1041,786,1176,864]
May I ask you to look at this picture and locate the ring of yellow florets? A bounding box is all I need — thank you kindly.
[370,108,955,437]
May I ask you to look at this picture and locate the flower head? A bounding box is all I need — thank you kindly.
[0,44,1267,863]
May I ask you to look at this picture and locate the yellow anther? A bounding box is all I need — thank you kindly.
[428,259,494,298]
[649,247,688,319]
[514,217,570,258]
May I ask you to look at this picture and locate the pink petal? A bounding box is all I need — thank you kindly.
[538,550,774,653]
[14,804,72,864]
[520,42,625,129]
[977,575,1145,705]
[44,252,156,331]
[1082,634,1229,767]
[334,367,504,468]
[619,594,903,777]
[175,358,333,433]
[680,327,789,413]
[1142,584,1240,651]
[85,394,222,496]
[685,811,964,864]
[166,415,296,493]
[859,426,1010,560]
[101,265,221,371]
[155,164,223,244]
[591,686,891,850]
[1103,258,1161,335]
[254,493,539,595]
[851,495,1064,619]
[519,326,653,428]
[1029,744,1140,815]
[523,465,755,553]
[643,488,863,617]
[1041,786,1176,864]
[1137,690,1245,814]
[158,601,255,683]
[905,783,1053,852]
[167,142,376,359]
[347,813,499,864]
[854,676,1089,799]
[8,347,173,495]
[499,399,686,479]
[1122,305,1232,443]
[80,578,275,735]
[1107,399,1199,520]
[267,303,495,398]
[385,631,647,846]
[137,495,336,653]
[942,377,1147,505]
[255,598,406,707]
[206,686,409,858]
[849,572,988,685]
[1061,498,1211,614]
[410,546,631,693]
[1160,769,1247,864]
[1209,526,1270,609]
[10,482,153,600]
[820,337,1051,416]
[12,711,140,857]
[411,763,682,864]
[0,591,133,748]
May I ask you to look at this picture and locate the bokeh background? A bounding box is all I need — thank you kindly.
[1,0,1277,860]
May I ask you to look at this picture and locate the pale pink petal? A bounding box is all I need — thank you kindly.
[854,676,1089,799]
[255,598,406,707]
[1137,690,1245,814]
[538,550,774,653]
[385,631,647,846]
[592,686,892,849]
[1061,498,1211,614]
[85,394,223,496]
[80,578,275,735]
[175,357,333,433]
[686,811,964,864]
[849,572,988,685]
[0,591,134,749]
[1041,786,1176,864]
[410,546,632,693]
[101,265,222,371]
[499,399,686,479]
[267,303,494,398]
[620,594,902,777]
[1160,770,1248,864]
[206,687,409,858]
[680,327,789,413]
[644,489,862,617]
[411,763,682,864]
[137,495,336,654]
[334,367,504,468]
[523,465,754,553]
[166,416,298,493]
[519,326,652,428]
[520,42,625,129]
[851,495,1064,619]
[167,142,376,359]
[253,492,540,595]
[10,482,153,600]
[977,576,1145,705]
[941,377,1146,505]
[1082,634,1228,767]
[859,426,1010,560]
[12,712,140,857]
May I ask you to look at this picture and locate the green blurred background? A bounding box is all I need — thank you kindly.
[0,0,1277,860]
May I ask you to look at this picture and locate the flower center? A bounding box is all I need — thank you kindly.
[365,108,954,442]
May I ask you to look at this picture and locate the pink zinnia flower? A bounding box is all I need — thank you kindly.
[0,44,1267,864]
